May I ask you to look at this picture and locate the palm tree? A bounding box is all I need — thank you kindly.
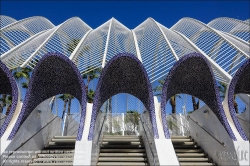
[191,96,199,111]
[153,79,181,114]
[218,81,238,113]
[12,67,32,100]
[0,94,7,114]
[67,39,81,53]
[58,94,75,118]
[82,66,102,103]
[125,110,140,134]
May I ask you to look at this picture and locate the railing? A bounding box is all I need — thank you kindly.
[95,113,108,146]
[1,116,58,166]
[102,113,139,136]
[168,113,190,136]
[188,116,226,147]
[140,115,156,166]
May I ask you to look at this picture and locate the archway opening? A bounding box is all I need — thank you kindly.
[8,53,86,140]
[88,53,158,141]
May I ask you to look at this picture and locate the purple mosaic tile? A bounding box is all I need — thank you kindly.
[228,59,250,141]
[7,52,87,140]
[0,60,18,138]
[160,52,237,140]
[87,53,159,140]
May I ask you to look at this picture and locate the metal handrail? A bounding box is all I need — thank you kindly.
[95,113,108,146]
[140,115,156,166]
[1,116,58,166]
[188,116,226,147]
[237,116,250,124]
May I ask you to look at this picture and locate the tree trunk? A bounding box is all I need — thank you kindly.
[192,96,199,111]
[6,104,11,116]
[233,95,238,114]
[62,100,67,118]
[67,97,72,114]
[170,96,176,114]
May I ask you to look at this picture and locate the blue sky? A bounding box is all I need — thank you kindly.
[1,1,250,29]
[1,1,249,116]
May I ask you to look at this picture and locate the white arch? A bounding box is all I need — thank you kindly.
[21,17,91,68]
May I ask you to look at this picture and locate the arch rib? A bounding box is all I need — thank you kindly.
[102,18,113,68]
[151,18,179,61]
[20,17,81,68]
[131,30,142,62]
[69,30,92,61]
[173,30,232,82]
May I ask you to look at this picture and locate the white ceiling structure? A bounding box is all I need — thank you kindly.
[0,15,249,85]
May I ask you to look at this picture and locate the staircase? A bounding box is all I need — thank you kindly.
[97,135,148,166]
[171,136,216,166]
[29,136,76,166]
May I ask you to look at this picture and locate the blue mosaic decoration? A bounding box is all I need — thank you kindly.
[7,52,87,140]
[228,59,250,141]
[160,52,237,140]
[87,53,159,140]
[0,60,19,138]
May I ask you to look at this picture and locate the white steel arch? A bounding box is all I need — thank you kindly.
[208,17,250,42]
[71,19,111,74]
[134,18,178,83]
[20,17,91,69]
[171,17,249,77]
[0,16,54,56]
[0,15,17,29]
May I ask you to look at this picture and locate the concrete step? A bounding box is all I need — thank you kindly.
[48,141,75,146]
[176,153,206,157]
[171,136,191,139]
[173,141,196,145]
[37,153,74,158]
[51,138,76,143]
[99,153,146,157]
[103,138,141,142]
[102,141,142,145]
[171,139,193,142]
[97,162,148,165]
[173,145,200,149]
[53,136,76,139]
[180,162,215,166]
[179,158,210,162]
[100,149,146,153]
[101,144,144,149]
[103,135,141,139]
[175,149,204,153]
[44,145,75,149]
[98,157,147,162]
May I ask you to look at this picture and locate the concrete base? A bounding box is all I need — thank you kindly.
[73,140,92,166]
[155,138,179,166]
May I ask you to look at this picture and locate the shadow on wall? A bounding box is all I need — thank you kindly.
[0,60,19,138]
[228,59,250,141]
[160,52,236,140]
[7,52,86,140]
[87,53,159,141]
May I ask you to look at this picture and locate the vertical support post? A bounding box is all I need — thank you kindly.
[122,113,124,136]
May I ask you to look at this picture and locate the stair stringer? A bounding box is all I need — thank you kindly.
[189,105,249,166]
[0,98,62,166]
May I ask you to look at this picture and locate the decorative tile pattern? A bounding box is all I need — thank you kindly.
[160,52,237,140]
[228,59,250,141]
[0,60,18,138]
[87,53,159,140]
[7,52,86,140]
